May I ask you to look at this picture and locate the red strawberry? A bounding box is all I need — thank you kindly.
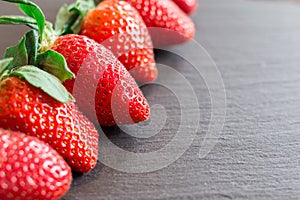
[173,0,198,15]
[0,128,72,200]
[124,0,195,46]
[51,34,150,126]
[80,0,157,83]
[0,75,98,173]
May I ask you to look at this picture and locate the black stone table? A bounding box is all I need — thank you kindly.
[0,0,299,199]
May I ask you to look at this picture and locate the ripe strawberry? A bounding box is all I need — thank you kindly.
[0,75,99,173]
[173,0,198,15]
[0,128,72,200]
[124,0,195,46]
[51,34,150,126]
[79,0,157,83]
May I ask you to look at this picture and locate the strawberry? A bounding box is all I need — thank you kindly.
[172,0,198,15]
[0,0,151,126]
[51,34,150,126]
[79,0,157,83]
[55,0,157,83]
[0,128,72,200]
[124,0,196,46]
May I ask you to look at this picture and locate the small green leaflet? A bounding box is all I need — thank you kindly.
[55,0,95,35]
[37,50,75,82]
[18,3,45,41]
[3,30,38,68]
[1,0,45,42]
[10,66,74,103]
[55,4,76,35]
[4,36,28,68]
[0,15,37,25]
[0,0,31,3]
[69,0,95,17]
[0,57,13,77]
[25,30,39,65]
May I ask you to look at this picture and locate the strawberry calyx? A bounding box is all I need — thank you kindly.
[55,0,95,35]
[0,31,74,103]
[3,29,74,82]
[0,1,73,79]
[0,0,76,103]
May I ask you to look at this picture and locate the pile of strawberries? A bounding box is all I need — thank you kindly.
[0,0,197,199]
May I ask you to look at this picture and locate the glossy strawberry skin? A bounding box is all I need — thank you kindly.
[51,34,150,126]
[0,128,71,200]
[173,0,198,15]
[80,0,157,83]
[0,76,98,173]
[124,0,195,46]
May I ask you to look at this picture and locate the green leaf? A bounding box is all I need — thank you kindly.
[55,4,78,35]
[18,3,45,42]
[69,0,95,16]
[1,0,45,41]
[37,50,75,82]
[25,30,39,65]
[10,65,74,103]
[0,57,13,76]
[4,36,28,68]
[1,0,32,3]
[3,30,39,70]
[55,0,95,35]
[0,15,37,25]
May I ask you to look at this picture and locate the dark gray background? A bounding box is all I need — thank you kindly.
[1,0,300,199]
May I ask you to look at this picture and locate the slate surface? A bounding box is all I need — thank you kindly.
[0,0,300,199]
